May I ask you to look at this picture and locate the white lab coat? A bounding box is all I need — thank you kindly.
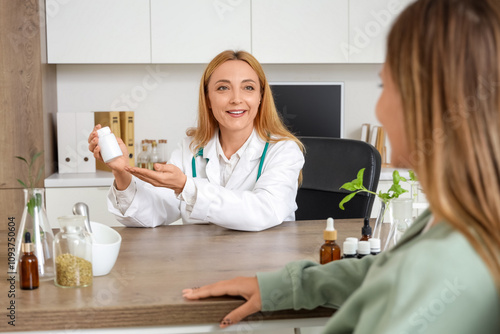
[107,131,305,231]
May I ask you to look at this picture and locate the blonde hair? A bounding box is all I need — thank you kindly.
[187,50,304,182]
[387,0,500,288]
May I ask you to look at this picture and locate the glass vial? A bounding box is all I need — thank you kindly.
[357,241,371,259]
[137,143,149,168]
[97,126,122,163]
[148,140,159,170]
[19,232,39,290]
[320,218,341,264]
[370,238,381,255]
[158,139,168,163]
[53,215,93,288]
[342,240,358,259]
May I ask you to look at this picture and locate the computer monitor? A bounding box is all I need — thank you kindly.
[270,82,344,138]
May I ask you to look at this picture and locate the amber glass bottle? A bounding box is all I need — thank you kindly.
[360,218,372,241]
[19,232,39,290]
[320,218,341,264]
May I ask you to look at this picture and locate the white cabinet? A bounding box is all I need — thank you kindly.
[46,0,151,63]
[151,0,251,63]
[46,187,121,228]
[252,0,349,63]
[347,0,414,63]
[57,113,96,173]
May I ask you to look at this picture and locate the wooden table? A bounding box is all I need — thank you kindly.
[1,219,369,333]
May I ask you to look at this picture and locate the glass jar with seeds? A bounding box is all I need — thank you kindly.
[53,215,93,288]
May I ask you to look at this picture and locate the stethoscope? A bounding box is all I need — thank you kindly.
[191,142,269,181]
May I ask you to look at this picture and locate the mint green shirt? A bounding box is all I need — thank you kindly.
[257,210,499,333]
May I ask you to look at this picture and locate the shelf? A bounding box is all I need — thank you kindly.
[45,171,114,188]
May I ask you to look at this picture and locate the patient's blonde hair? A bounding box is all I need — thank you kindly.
[387,0,500,288]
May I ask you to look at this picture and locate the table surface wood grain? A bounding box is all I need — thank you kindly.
[1,219,372,332]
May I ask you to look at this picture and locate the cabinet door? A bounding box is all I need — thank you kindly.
[46,0,150,63]
[151,0,251,63]
[348,0,414,63]
[252,0,349,63]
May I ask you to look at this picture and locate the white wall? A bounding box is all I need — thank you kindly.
[56,63,383,160]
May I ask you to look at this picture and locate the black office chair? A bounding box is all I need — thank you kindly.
[295,137,381,220]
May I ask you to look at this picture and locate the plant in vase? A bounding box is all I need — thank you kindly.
[339,168,410,244]
[14,151,55,280]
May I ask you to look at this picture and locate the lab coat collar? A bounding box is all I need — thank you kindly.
[202,129,266,162]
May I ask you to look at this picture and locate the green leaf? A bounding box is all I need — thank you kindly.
[388,183,408,199]
[340,182,358,192]
[409,170,417,181]
[15,156,28,164]
[378,191,391,201]
[392,170,401,184]
[27,197,36,217]
[35,165,44,184]
[339,191,360,210]
[17,179,27,188]
[30,151,43,167]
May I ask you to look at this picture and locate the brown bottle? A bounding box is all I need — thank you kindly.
[320,218,341,264]
[19,231,39,290]
[360,218,372,241]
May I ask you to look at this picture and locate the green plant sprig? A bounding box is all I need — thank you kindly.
[16,151,44,216]
[339,168,409,210]
[16,151,44,190]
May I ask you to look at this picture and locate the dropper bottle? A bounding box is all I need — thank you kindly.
[19,232,39,290]
[360,217,372,241]
[320,218,341,264]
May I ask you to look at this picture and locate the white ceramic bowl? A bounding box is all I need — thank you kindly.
[90,221,121,276]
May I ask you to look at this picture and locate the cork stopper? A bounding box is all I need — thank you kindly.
[323,217,337,241]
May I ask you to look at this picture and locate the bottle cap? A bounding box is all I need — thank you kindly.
[358,241,371,255]
[97,126,111,137]
[323,217,337,240]
[361,217,372,236]
[369,238,381,252]
[345,237,359,250]
[343,241,357,255]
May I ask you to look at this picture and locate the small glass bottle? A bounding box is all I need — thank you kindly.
[360,218,372,241]
[320,218,341,264]
[357,241,371,259]
[370,238,381,255]
[97,126,122,163]
[53,215,93,288]
[345,237,359,252]
[137,143,149,168]
[148,140,160,170]
[158,139,168,163]
[19,232,39,290]
[342,241,357,259]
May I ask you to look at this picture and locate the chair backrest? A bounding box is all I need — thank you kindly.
[295,137,381,220]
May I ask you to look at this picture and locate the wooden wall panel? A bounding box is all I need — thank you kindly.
[0,0,57,231]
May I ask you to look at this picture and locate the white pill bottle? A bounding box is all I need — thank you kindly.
[97,127,122,163]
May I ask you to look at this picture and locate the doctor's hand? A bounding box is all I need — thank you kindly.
[88,124,129,172]
[125,163,187,195]
[182,276,262,329]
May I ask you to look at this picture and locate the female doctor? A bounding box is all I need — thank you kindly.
[88,50,305,231]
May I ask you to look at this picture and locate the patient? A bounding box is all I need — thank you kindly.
[182,0,500,332]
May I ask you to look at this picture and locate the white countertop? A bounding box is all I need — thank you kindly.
[45,171,114,188]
